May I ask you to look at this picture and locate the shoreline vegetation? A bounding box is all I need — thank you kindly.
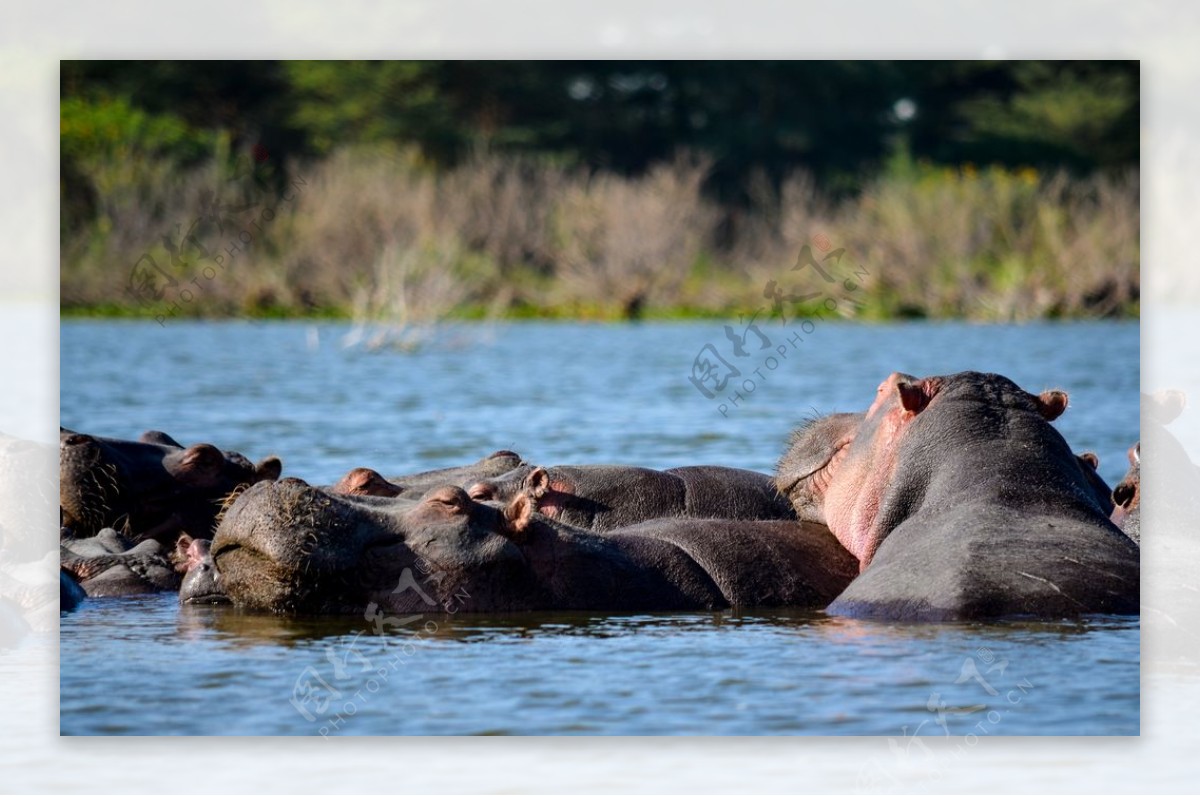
[61,149,1139,325]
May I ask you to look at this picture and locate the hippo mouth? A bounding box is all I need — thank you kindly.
[778,440,851,503]
[180,583,232,605]
[210,481,427,612]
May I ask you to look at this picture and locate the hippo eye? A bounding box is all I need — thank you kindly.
[429,494,467,514]
[467,484,494,500]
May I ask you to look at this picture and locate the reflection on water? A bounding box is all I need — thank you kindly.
[59,320,1141,735]
[63,591,1139,736]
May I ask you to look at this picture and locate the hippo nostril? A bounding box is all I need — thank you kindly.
[62,434,93,446]
[1112,483,1136,509]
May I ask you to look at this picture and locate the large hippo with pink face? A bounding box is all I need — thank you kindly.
[776,371,1139,620]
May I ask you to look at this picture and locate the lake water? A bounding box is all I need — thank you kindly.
[59,319,1140,736]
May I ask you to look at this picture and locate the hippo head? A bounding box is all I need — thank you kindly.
[331,451,528,500]
[176,536,232,605]
[1110,442,1140,541]
[60,428,282,543]
[210,478,541,614]
[822,371,1071,568]
[466,466,545,504]
[774,412,864,524]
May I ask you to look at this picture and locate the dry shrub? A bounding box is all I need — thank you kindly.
[551,155,717,317]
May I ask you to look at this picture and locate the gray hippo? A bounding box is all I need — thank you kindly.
[464,464,795,531]
[330,450,526,498]
[209,478,857,614]
[809,371,1139,621]
[60,428,282,544]
[61,528,181,596]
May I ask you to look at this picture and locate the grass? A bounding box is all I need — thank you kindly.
[61,148,1140,325]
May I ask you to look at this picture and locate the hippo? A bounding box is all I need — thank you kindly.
[60,428,282,544]
[177,537,230,604]
[60,528,181,596]
[1110,443,1140,543]
[331,450,525,498]
[812,371,1139,621]
[210,478,858,614]
[464,464,795,532]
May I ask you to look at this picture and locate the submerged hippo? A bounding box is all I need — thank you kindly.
[331,450,525,498]
[60,528,180,596]
[464,464,795,531]
[210,478,857,614]
[60,428,282,544]
[177,537,230,605]
[808,371,1139,621]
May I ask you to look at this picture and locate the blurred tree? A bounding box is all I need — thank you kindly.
[60,59,1139,228]
[898,60,1138,171]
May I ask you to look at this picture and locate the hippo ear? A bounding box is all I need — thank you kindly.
[896,379,937,415]
[255,456,282,482]
[175,444,225,483]
[1079,452,1100,471]
[502,492,534,537]
[523,467,551,498]
[1037,390,1069,421]
[174,532,194,558]
[140,430,183,448]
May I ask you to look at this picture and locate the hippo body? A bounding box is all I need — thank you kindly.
[211,479,856,614]
[331,451,526,498]
[815,372,1139,621]
[60,528,181,597]
[60,428,281,544]
[466,464,796,531]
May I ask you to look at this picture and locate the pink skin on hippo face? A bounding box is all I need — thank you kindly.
[823,372,1069,569]
[1110,442,1140,543]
